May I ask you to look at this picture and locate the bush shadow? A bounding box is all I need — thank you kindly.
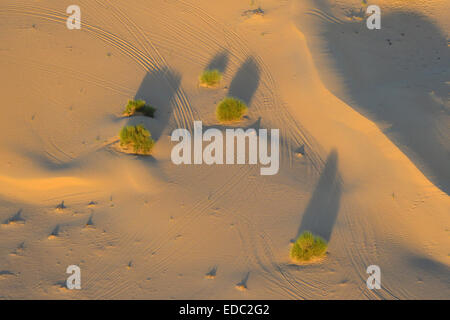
[228,57,260,106]
[206,50,230,73]
[236,272,250,289]
[130,66,182,143]
[295,149,341,241]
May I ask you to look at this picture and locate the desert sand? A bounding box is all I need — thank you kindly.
[0,0,448,299]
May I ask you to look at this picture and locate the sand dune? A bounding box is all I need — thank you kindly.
[0,0,448,299]
[296,0,450,194]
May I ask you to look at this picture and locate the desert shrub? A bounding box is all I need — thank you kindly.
[199,69,222,87]
[216,97,248,122]
[290,231,327,262]
[119,124,155,154]
[123,99,155,117]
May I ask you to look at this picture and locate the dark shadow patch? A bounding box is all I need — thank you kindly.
[132,66,182,142]
[13,150,83,172]
[236,272,250,290]
[54,280,67,288]
[206,50,229,73]
[409,254,450,282]
[49,225,60,237]
[296,150,341,241]
[205,266,218,279]
[299,7,450,194]
[56,201,66,209]
[295,145,305,156]
[228,57,260,106]
[86,214,94,227]
[3,209,25,225]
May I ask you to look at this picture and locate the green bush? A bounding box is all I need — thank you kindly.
[216,97,248,122]
[123,99,155,117]
[119,124,155,154]
[290,231,327,262]
[199,69,222,87]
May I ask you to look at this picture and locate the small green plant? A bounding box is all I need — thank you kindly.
[199,69,222,87]
[119,124,155,154]
[216,97,248,122]
[290,231,327,262]
[123,99,155,117]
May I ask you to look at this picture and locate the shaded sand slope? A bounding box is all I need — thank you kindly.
[0,0,448,299]
[296,0,450,194]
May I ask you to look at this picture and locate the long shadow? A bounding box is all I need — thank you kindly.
[206,50,229,73]
[407,254,450,291]
[296,150,341,241]
[116,66,181,182]
[13,150,82,171]
[409,255,450,276]
[299,2,450,194]
[236,272,250,289]
[228,57,260,106]
[130,66,181,142]
[3,209,24,225]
